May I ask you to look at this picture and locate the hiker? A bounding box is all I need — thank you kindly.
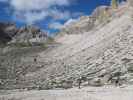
[115,71,122,86]
[34,57,37,63]
[115,75,121,86]
[77,77,82,89]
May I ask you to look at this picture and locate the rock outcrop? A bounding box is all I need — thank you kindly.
[59,16,95,35]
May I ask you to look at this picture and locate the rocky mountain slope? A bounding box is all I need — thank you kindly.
[1,2,133,90]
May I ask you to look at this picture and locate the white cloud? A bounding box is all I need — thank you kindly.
[49,18,79,30]
[10,0,70,11]
[24,11,48,24]
[8,0,73,24]
[13,9,73,25]
[50,10,71,20]
[49,22,63,30]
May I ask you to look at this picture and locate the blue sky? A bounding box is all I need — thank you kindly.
[0,0,122,34]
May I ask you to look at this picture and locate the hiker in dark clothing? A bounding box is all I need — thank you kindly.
[34,57,37,63]
[77,77,82,89]
[114,72,122,86]
[115,75,121,86]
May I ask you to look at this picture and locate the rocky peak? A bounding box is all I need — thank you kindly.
[9,25,48,45]
[15,25,47,38]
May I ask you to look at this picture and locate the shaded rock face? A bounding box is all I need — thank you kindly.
[0,22,17,44]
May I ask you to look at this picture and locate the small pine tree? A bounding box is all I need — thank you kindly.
[111,0,118,9]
